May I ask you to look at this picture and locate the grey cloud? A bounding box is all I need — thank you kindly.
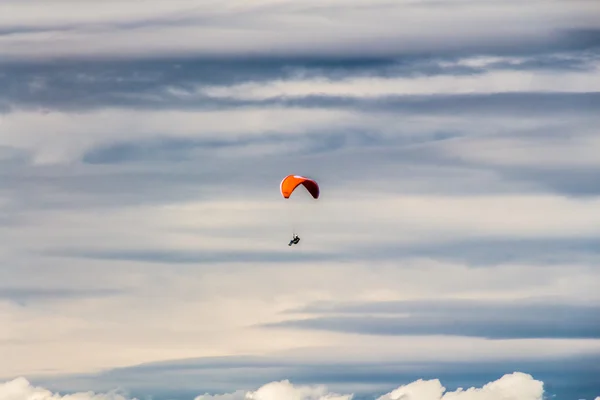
[418,145,600,199]
[1,43,598,112]
[496,166,600,198]
[81,135,296,165]
[262,314,600,339]
[34,231,600,273]
[263,298,600,340]
[80,128,450,166]
[76,123,600,204]
[286,298,600,316]
[0,124,589,218]
[0,287,123,305]
[1,103,597,224]
[561,28,600,51]
[0,26,74,36]
[0,56,480,111]
[43,248,336,265]
[0,121,485,212]
[270,92,600,117]
[381,123,600,199]
[0,161,254,210]
[2,0,599,62]
[339,236,600,266]
[3,69,599,115]
[0,13,218,38]
[2,3,600,395]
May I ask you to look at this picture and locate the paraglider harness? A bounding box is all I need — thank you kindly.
[288,234,300,246]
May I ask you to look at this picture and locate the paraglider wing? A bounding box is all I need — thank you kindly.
[280,175,320,199]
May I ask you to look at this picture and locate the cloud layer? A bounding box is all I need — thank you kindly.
[1,0,599,399]
[0,373,556,400]
[2,0,599,60]
[264,298,600,339]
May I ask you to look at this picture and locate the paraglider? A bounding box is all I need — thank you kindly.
[280,175,320,199]
[288,234,300,246]
[280,175,319,246]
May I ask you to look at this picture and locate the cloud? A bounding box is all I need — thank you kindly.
[2,252,598,379]
[0,378,129,400]
[2,51,599,113]
[287,298,600,316]
[17,193,600,262]
[1,0,599,395]
[0,287,122,305]
[195,391,246,400]
[0,373,550,400]
[374,373,543,400]
[264,298,600,339]
[22,354,600,400]
[44,249,335,264]
[199,61,600,100]
[0,106,361,164]
[1,0,599,60]
[435,130,600,169]
[245,380,351,400]
[333,236,600,266]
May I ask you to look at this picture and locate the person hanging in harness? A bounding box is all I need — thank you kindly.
[288,234,300,246]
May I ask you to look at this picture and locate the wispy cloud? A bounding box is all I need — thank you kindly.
[264,298,600,339]
[1,0,599,60]
[0,287,122,305]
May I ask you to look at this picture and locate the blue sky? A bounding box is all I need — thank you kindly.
[1,1,600,399]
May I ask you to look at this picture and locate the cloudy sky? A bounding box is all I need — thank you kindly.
[1,0,600,399]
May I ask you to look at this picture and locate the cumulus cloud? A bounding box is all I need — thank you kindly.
[195,391,247,400]
[0,378,129,400]
[245,380,350,400]
[377,373,543,400]
[0,373,550,400]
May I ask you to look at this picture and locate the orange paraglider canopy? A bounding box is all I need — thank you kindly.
[280,175,320,199]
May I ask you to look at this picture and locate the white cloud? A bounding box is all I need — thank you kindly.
[0,377,129,400]
[377,373,543,400]
[245,380,351,400]
[0,373,549,400]
[195,390,247,400]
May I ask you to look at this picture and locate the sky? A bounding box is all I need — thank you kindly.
[1,0,600,399]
